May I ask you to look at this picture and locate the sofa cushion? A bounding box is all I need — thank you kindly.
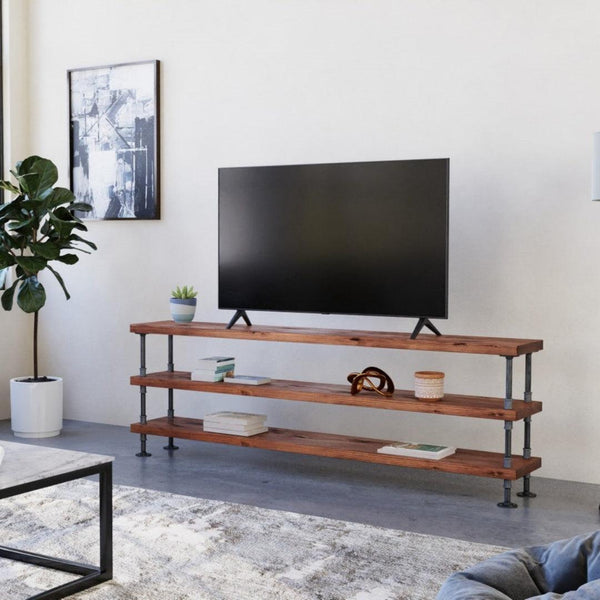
[436,531,600,600]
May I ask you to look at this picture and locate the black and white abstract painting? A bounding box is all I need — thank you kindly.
[68,60,160,220]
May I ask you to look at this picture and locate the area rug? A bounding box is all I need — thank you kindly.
[0,480,506,599]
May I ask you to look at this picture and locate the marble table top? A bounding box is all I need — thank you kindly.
[0,441,114,492]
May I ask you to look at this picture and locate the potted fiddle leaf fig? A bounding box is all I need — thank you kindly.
[0,155,96,437]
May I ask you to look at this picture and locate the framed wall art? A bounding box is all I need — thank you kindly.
[68,60,160,220]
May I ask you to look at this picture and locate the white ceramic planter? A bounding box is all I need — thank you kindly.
[10,377,63,438]
[414,371,445,401]
[170,298,197,322]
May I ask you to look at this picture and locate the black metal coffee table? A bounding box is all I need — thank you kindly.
[0,441,113,599]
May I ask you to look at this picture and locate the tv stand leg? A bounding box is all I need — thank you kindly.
[135,334,151,457]
[163,336,179,450]
[410,318,442,339]
[517,354,536,498]
[517,475,536,498]
[226,310,252,329]
[498,479,518,508]
[136,434,151,457]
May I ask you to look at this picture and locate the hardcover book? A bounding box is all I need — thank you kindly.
[202,420,266,432]
[203,425,268,437]
[192,367,234,377]
[198,356,235,368]
[203,363,236,374]
[204,411,267,425]
[377,442,456,460]
[223,375,271,386]
[191,371,227,382]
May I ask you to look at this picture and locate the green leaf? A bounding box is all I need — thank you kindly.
[68,233,97,251]
[57,253,79,265]
[47,211,73,237]
[46,187,76,209]
[52,206,75,221]
[16,276,46,313]
[15,255,47,275]
[0,180,20,195]
[0,200,23,219]
[0,252,15,269]
[0,155,96,314]
[68,202,93,213]
[46,264,70,300]
[171,285,197,299]
[8,215,36,232]
[16,156,58,200]
[31,241,60,260]
[1,280,17,310]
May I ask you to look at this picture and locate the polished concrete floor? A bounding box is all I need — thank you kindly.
[1,419,598,549]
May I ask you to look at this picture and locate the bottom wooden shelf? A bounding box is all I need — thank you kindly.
[131,416,541,480]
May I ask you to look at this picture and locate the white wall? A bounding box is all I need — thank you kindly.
[0,0,32,418]
[8,0,600,482]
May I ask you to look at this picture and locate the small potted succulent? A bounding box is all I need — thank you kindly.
[170,285,197,322]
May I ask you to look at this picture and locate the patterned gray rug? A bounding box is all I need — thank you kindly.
[0,480,506,599]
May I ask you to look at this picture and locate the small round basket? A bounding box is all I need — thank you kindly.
[414,371,445,401]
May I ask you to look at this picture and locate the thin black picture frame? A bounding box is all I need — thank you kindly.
[68,60,160,220]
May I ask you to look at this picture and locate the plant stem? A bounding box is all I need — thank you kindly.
[33,310,38,379]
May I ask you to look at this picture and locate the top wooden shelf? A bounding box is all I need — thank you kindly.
[130,321,543,357]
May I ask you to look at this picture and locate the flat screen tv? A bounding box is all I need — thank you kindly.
[218,158,449,336]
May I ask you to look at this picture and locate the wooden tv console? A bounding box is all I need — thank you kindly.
[129,321,543,508]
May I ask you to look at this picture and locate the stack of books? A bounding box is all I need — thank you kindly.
[377,441,456,460]
[203,412,268,436]
[191,356,235,382]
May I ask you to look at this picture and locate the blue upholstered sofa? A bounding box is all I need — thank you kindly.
[436,531,600,599]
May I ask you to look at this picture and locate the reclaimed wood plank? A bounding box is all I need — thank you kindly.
[131,371,542,421]
[130,416,541,480]
[130,321,543,357]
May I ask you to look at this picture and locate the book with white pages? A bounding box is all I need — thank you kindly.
[203,425,268,437]
[377,442,456,460]
[195,363,236,375]
[198,356,235,369]
[203,420,266,432]
[223,375,271,385]
[191,370,227,382]
[203,411,267,426]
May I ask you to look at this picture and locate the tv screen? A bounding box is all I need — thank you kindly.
[219,158,449,321]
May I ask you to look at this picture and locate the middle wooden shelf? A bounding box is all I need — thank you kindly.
[130,371,542,421]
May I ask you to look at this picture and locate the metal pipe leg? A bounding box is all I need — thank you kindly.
[136,434,151,457]
[497,357,517,507]
[136,381,151,457]
[519,475,536,498]
[164,438,178,450]
[518,353,536,498]
[136,334,152,456]
[498,479,518,508]
[504,356,513,410]
[163,390,179,450]
[503,421,513,468]
[163,335,179,451]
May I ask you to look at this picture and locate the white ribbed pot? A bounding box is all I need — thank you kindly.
[414,371,445,402]
[170,297,197,323]
[10,377,63,438]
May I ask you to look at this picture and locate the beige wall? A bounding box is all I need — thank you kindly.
[5,0,600,482]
